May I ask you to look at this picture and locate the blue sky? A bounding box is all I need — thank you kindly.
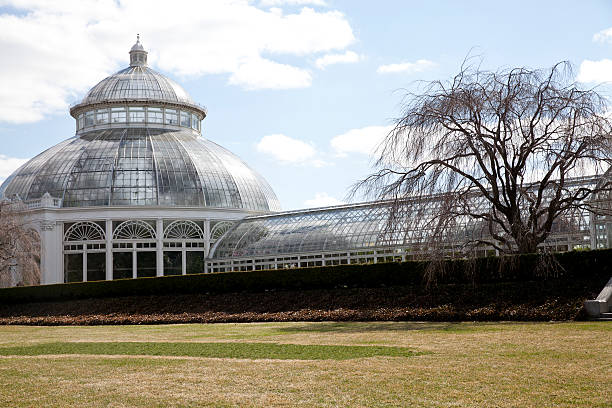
[1,0,611,209]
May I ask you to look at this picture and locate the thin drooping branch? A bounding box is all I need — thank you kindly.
[0,200,40,287]
[353,61,612,257]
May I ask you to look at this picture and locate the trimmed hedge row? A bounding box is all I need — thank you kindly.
[1,248,611,304]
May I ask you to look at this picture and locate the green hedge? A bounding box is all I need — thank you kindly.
[1,249,611,304]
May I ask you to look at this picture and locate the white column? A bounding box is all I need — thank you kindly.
[181,242,187,275]
[156,219,163,276]
[39,220,62,284]
[56,222,64,282]
[203,219,210,257]
[82,244,87,282]
[132,242,137,279]
[105,219,113,280]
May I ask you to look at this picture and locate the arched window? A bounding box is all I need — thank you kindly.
[164,220,205,240]
[64,222,105,242]
[63,222,106,283]
[112,220,156,280]
[163,220,206,275]
[113,220,156,240]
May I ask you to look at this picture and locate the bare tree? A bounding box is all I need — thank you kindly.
[0,200,40,287]
[356,62,612,256]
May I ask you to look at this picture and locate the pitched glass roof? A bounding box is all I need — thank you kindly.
[209,202,410,258]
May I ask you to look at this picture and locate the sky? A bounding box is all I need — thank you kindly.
[0,0,611,210]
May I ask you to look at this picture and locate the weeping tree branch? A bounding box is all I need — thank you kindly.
[0,200,40,287]
[353,61,612,258]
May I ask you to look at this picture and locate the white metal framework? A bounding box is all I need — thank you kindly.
[210,221,234,243]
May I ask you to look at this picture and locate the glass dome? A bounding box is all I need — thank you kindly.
[69,36,206,120]
[80,66,195,106]
[1,37,280,212]
[0,128,280,211]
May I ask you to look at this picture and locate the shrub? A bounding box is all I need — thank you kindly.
[0,249,610,304]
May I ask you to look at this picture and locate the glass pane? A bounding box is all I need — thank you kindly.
[111,107,126,123]
[186,251,204,274]
[180,111,191,127]
[87,252,106,281]
[85,111,94,127]
[191,114,198,130]
[147,107,163,124]
[129,107,145,123]
[96,109,109,125]
[113,252,132,279]
[163,251,182,275]
[64,253,83,283]
[165,109,178,125]
[137,251,156,277]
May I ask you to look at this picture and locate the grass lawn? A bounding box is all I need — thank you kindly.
[0,322,609,407]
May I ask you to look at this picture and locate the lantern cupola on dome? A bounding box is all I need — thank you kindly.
[129,34,147,67]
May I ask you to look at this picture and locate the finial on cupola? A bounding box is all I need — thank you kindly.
[129,34,147,67]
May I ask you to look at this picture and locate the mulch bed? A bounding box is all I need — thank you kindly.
[0,283,595,325]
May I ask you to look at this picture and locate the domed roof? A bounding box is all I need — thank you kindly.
[79,66,195,106]
[71,36,202,112]
[0,128,281,212]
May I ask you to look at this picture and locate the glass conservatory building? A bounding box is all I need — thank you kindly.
[0,38,610,285]
[0,38,280,284]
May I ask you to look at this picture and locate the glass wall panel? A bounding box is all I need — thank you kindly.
[147,107,163,124]
[164,251,182,275]
[78,114,84,129]
[211,204,396,258]
[113,252,132,279]
[149,131,204,206]
[180,111,191,127]
[129,107,145,123]
[137,251,156,277]
[110,129,157,206]
[191,114,198,130]
[85,111,94,127]
[186,251,205,274]
[111,107,127,123]
[165,109,178,125]
[64,253,83,283]
[96,109,109,125]
[87,252,106,281]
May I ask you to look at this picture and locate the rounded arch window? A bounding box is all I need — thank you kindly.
[164,220,205,240]
[113,220,156,240]
[64,222,106,242]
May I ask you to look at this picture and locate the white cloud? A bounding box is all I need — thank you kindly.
[260,0,327,6]
[315,50,361,69]
[0,155,28,184]
[229,58,311,90]
[577,59,612,83]
[330,125,393,157]
[256,133,326,166]
[0,1,355,123]
[377,59,436,75]
[593,27,612,43]
[303,192,344,208]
